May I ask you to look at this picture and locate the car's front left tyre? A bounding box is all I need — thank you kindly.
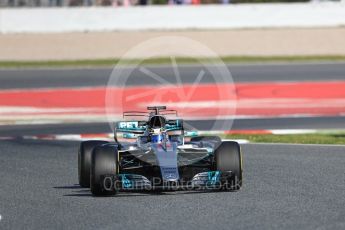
[215,141,243,191]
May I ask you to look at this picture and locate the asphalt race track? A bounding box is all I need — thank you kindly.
[0,140,344,229]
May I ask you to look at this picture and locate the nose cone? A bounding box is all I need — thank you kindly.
[152,143,180,182]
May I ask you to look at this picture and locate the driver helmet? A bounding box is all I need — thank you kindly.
[149,116,166,143]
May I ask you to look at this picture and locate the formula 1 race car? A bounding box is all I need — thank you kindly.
[78,106,243,196]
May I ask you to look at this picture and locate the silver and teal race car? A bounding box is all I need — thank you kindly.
[78,106,243,196]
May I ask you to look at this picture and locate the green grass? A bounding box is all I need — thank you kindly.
[2,55,345,68]
[225,132,345,145]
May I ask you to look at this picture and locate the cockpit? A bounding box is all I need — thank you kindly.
[148,116,166,143]
[148,116,166,129]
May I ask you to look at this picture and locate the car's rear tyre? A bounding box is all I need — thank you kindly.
[78,140,109,188]
[215,141,243,191]
[90,144,119,196]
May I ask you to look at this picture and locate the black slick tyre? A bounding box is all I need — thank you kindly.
[215,141,243,191]
[78,140,109,188]
[90,144,119,196]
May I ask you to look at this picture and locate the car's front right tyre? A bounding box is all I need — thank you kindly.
[78,140,109,188]
[90,144,119,196]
